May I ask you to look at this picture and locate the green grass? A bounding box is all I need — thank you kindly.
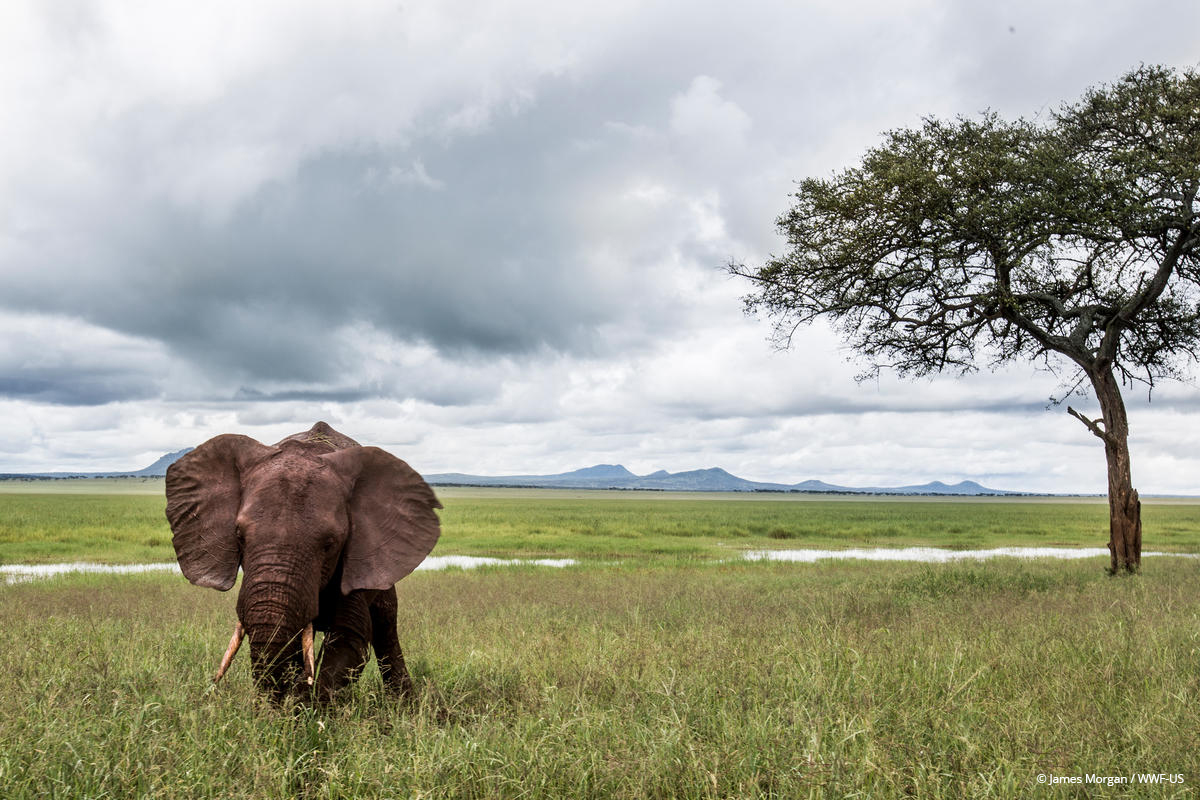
[3,482,1198,796]
[2,482,1198,564]
[0,492,172,563]
[2,561,1199,798]
[437,492,1200,559]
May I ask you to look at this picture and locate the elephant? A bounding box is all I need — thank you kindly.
[164,421,441,703]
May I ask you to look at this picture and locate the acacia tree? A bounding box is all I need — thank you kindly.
[731,66,1199,573]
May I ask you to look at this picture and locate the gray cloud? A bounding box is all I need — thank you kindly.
[0,314,169,406]
[3,72,705,395]
[0,374,152,407]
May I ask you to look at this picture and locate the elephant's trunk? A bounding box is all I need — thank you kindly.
[238,575,317,699]
[245,623,307,699]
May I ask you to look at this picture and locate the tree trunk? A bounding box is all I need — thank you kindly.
[1091,368,1142,574]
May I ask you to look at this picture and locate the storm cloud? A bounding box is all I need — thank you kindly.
[1,0,1198,491]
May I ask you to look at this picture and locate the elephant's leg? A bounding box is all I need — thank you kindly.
[370,587,415,698]
[315,591,373,702]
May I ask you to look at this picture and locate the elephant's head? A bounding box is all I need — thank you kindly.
[164,422,441,698]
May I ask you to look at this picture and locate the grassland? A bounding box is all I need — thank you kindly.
[2,561,1199,798]
[2,480,1199,564]
[2,482,1199,797]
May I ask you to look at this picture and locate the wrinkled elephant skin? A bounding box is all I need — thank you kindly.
[165,421,441,702]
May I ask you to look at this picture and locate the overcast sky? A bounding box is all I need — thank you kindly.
[1,0,1197,493]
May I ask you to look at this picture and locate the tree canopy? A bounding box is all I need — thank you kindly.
[732,65,1200,572]
[737,65,1199,387]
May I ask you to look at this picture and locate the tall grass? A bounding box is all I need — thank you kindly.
[2,559,1198,798]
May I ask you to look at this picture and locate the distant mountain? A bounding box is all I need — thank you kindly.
[891,480,996,495]
[543,464,637,482]
[424,464,1021,495]
[129,448,193,476]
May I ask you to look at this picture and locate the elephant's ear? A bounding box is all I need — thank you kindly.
[322,446,442,594]
[165,434,275,591]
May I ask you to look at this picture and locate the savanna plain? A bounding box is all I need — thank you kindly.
[2,480,1199,798]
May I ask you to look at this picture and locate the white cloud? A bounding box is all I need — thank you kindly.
[384,160,446,190]
[669,76,752,150]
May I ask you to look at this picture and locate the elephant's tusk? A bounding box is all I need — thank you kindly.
[301,623,316,686]
[213,621,245,684]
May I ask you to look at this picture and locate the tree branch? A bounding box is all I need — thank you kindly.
[1067,405,1115,444]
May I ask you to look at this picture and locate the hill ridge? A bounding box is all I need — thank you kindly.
[423,463,1020,495]
[1,451,1021,495]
